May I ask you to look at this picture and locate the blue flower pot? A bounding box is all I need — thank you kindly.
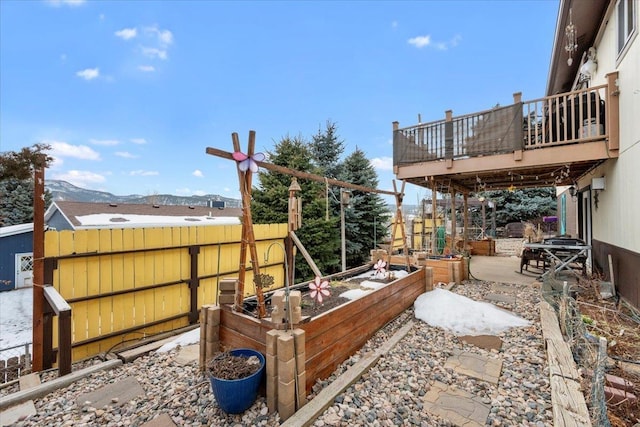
[208,348,265,414]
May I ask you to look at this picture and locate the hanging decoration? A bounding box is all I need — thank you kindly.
[309,276,330,304]
[565,8,578,66]
[232,151,265,173]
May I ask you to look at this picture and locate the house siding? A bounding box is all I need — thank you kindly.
[573,2,640,308]
[592,239,639,308]
[0,232,33,291]
[47,210,73,231]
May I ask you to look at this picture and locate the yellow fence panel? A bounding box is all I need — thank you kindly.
[43,223,287,363]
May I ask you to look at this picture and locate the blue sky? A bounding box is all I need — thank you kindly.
[1,0,558,205]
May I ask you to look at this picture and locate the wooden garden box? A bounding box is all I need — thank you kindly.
[216,267,428,393]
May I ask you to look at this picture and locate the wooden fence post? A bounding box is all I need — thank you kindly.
[189,246,201,324]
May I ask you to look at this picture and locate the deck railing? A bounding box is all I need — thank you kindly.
[393,84,609,166]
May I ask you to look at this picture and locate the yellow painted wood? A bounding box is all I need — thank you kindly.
[162,228,175,284]
[72,345,88,362]
[51,316,59,354]
[44,230,59,257]
[82,230,100,339]
[58,230,75,256]
[44,223,289,363]
[122,228,136,328]
[133,228,144,250]
[188,226,197,245]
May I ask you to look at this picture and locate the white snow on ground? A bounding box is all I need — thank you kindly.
[359,280,387,290]
[340,289,371,300]
[156,327,200,353]
[414,287,530,336]
[0,288,33,359]
[348,268,410,281]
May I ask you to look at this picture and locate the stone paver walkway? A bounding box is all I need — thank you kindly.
[484,292,517,305]
[423,381,491,427]
[76,376,143,409]
[458,334,502,351]
[444,350,503,384]
[140,413,177,427]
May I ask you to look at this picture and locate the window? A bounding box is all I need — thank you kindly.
[617,0,637,54]
[20,255,33,272]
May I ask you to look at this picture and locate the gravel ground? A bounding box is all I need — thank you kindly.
[3,279,552,426]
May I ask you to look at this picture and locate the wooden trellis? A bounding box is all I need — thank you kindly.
[206,130,408,318]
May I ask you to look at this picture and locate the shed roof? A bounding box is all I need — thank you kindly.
[0,223,34,238]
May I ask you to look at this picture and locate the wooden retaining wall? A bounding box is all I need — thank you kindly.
[217,267,428,393]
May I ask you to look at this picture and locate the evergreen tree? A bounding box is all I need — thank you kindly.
[251,135,340,281]
[309,120,346,254]
[481,187,556,226]
[339,148,390,268]
[0,144,53,226]
[309,120,344,179]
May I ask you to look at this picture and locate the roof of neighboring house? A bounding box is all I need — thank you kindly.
[45,201,243,229]
[0,223,34,238]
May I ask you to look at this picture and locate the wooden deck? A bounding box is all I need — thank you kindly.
[393,74,619,193]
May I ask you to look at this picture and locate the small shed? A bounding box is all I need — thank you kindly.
[0,223,34,292]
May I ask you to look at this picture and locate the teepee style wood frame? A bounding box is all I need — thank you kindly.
[389,180,411,270]
[231,131,266,317]
[206,130,406,318]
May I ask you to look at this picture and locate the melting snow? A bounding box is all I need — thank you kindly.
[413,287,530,336]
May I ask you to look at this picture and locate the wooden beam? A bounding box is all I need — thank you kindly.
[232,134,249,311]
[32,165,45,372]
[289,231,322,279]
[206,146,397,196]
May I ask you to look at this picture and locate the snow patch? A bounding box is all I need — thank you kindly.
[414,288,530,336]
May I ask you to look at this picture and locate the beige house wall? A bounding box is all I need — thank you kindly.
[575,1,640,254]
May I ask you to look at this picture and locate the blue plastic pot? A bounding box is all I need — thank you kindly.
[208,348,265,414]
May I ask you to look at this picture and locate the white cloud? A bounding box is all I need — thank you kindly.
[138,65,155,72]
[115,28,137,40]
[51,170,106,188]
[391,21,398,29]
[47,141,101,160]
[145,26,173,46]
[46,0,85,7]
[193,190,206,196]
[408,34,461,51]
[130,138,147,144]
[192,169,204,178]
[115,151,138,159]
[76,68,99,80]
[129,170,159,176]
[224,187,231,192]
[60,53,67,61]
[89,138,120,146]
[158,29,173,45]
[370,157,394,171]
[141,47,168,60]
[408,35,431,48]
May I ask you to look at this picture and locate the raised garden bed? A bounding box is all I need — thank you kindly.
[216,265,429,393]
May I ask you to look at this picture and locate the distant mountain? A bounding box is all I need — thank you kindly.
[45,180,242,208]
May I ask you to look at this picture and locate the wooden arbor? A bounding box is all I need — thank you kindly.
[206,130,409,319]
